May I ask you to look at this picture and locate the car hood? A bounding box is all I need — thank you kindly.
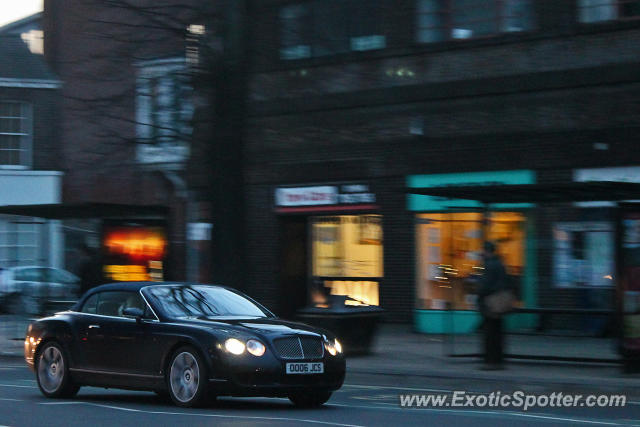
[178,316,328,338]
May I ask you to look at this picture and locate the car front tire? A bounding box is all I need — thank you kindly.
[35,342,80,398]
[167,346,209,407]
[288,391,332,408]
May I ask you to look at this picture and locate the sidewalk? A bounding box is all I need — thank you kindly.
[0,315,30,357]
[347,323,640,396]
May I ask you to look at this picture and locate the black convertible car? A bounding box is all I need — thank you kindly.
[24,282,345,407]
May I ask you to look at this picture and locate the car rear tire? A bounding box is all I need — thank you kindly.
[167,346,209,407]
[288,391,332,407]
[35,342,80,398]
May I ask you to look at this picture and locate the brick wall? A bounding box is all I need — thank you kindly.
[243,0,640,324]
[42,0,211,280]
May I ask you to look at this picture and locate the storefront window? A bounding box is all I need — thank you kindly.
[415,212,525,310]
[311,215,383,306]
[553,222,614,287]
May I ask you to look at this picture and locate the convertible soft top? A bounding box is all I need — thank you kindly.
[72,281,224,311]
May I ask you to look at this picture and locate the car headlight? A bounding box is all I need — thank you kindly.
[325,342,336,356]
[224,338,245,355]
[246,339,266,357]
[324,340,336,356]
[334,338,343,354]
[324,337,342,356]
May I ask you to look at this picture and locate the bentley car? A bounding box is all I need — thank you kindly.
[24,282,345,407]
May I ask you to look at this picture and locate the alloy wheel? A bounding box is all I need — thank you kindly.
[38,345,64,394]
[169,351,200,403]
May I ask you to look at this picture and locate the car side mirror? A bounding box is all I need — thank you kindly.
[123,307,144,322]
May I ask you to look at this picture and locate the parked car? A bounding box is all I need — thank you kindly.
[0,266,80,315]
[25,282,345,407]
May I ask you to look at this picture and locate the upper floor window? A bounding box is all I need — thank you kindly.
[416,0,535,43]
[135,59,193,167]
[0,101,32,168]
[280,0,388,60]
[578,0,640,23]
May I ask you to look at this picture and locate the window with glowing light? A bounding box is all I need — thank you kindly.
[415,212,525,310]
[311,215,383,306]
[102,226,167,282]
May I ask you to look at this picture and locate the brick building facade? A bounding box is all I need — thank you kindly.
[241,0,640,328]
[36,0,640,331]
[41,0,223,281]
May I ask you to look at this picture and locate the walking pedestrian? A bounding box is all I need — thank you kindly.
[478,241,510,370]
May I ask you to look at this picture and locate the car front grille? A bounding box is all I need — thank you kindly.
[299,336,323,358]
[273,336,324,359]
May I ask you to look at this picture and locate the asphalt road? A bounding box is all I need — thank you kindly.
[0,360,638,426]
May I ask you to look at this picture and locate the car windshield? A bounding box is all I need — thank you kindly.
[146,285,271,318]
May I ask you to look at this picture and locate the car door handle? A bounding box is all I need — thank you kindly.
[88,325,101,329]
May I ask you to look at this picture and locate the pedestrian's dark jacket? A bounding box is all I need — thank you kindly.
[478,255,507,315]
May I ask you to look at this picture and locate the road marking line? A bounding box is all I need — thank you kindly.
[343,384,456,393]
[38,401,366,427]
[0,398,23,401]
[40,402,81,405]
[0,384,36,389]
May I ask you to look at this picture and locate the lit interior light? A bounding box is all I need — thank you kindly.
[188,24,206,35]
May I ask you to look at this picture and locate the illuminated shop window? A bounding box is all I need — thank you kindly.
[102,226,167,282]
[415,212,525,310]
[311,215,383,306]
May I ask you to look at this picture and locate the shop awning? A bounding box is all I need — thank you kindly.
[407,181,640,204]
[0,203,168,219]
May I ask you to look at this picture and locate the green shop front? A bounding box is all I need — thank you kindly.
[407,170,538,334]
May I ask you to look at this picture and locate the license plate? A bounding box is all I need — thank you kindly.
[285,362,324,374]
